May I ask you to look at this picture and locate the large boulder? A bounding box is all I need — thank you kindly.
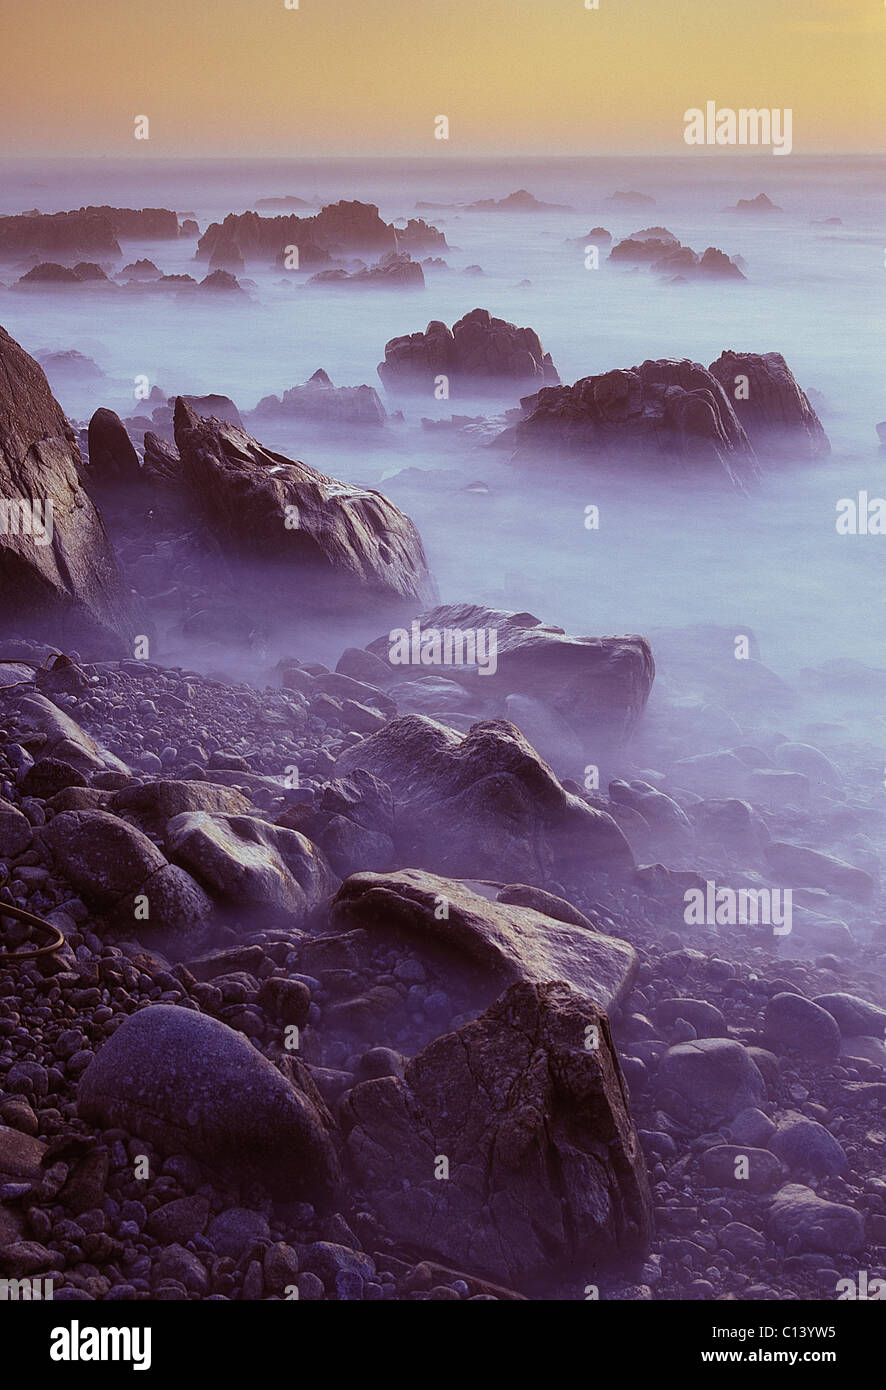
[708,351,829,458]
[0,326,139,656]
[656,1039,767,1125]
[196,200,443,270]
[334,715,634,884]
[515,358,759,488]
[341,980,653,1285]
[366,604,654,759]
[165,811,337,919]
[43,808,213,947]
[331,869,639,1011]
[378,308,559,394]
[768,1184,864,1254]
[78,1004,339,1197]
[171,399,436,607]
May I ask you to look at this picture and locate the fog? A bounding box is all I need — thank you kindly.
[1,154,883,701]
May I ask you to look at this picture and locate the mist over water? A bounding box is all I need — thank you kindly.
[1,154,883,683]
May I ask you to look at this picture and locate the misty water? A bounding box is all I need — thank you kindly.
[1,154,883,686]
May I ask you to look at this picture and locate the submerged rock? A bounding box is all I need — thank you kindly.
[708,351,829,458]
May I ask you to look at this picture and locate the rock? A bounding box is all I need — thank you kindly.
[609,779,691,833]
[166,811,336,919]
[494,883,597,931]
[656,998,728,1038]
[36,349,104,380]
[178,394,244,430]
[699,1145,784,1193]
[0,692,129,777]
[763,993,841,1059]
[110,779,252,835]
[0,798,33,854]
[729,193,782,214]
[718,1222,766,1258]
[43,809,212,946]
[378,309,559,394]
[16,262,86,285]
[727,1107,776,1147]
[813,992,886,1038]
[86,409,141,484]
[0,325,138,656]
[253,370,386,428]
[765,841,873,903]
[466,189,573,214]
[197,200,441,270]
[331,869,639,1011]
[19,756,87,797]
[171,399,436,608]
[768,1117,847,1177]
[309,251,424,289]
[77,1004,338,1197]
[334,716,634,884]
[773,741,840,784]
[120,259,161,281]
[708,352,829,458]
[198,269,245,293]
[656,1040,766,1124]
[142,431,180,485]
[768,1184,864,1254]
[515,358,758,488]
[0,1124,47,1179]
[366,603,655,753]
[0,210,121,259]
[207,1207,270,1258]
[341,980,652,1284]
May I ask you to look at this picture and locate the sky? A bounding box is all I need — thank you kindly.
[0,0,882,157]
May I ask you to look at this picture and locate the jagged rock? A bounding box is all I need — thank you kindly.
[331,870,638,1010]
[16,263,84,285]
[378,308,559,394]
[366,603,654,756]
[86,408,141,484]
[197,200,443,270]
[334,715,633,884]
[341,980,653,1284]
[252,370,386,427]
[0,326,138,656]
[120,259,161,281]
[515,359,758,487]
[178,394,244,429]
[198,269,245,293]
[78,1004,339,1197]
[0,210,121,259]
[165,811,337,919]
[708,351,829,457]
[142,432,180,485]
[77,206,180,240]
[170,399,436,607]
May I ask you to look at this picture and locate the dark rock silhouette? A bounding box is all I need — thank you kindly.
[378,308,559,394]
[0,210,121,260]
[197,201,445,270]
[86,408,141,484]
[515,358,759,486]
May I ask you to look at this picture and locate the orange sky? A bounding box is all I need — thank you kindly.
[1,0,882,156]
